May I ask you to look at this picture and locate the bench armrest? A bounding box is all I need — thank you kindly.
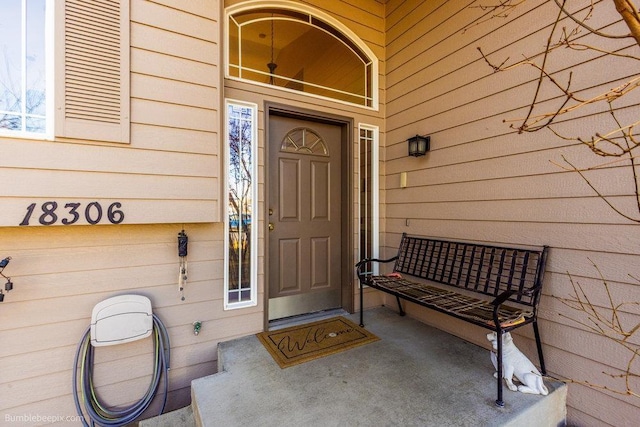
[491,284,542,307]
[491,285,543,329]
[491,290,516,307]
[356,256,399,280]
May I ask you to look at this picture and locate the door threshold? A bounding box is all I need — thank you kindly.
[268,308,349,331]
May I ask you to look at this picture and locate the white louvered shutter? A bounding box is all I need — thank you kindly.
[56,0,130,143]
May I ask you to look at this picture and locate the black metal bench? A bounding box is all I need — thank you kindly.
[356,233,549,407]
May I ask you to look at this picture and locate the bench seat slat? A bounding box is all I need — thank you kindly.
[368,275,532,328]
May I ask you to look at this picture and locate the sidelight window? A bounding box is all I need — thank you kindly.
[359,124,379,274]
[224,100,258,309]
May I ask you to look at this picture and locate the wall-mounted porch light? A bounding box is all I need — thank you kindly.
[408,135,430,157]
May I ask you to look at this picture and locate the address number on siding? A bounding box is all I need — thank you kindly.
[19,202,125,226]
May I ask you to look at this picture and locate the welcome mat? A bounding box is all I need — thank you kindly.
[257,316,380,368]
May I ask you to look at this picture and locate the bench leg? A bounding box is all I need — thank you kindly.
[495,330,505,408]
[396,295,405,316]
[533,321,546,375]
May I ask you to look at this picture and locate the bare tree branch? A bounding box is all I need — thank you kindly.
[553,0,634,39]
[473,1,640,401]
[613,0,640,44]
[553,262,640,397]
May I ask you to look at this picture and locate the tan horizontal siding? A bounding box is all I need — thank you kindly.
[0,222,264,420]
[132,1,217,41]
[386,171,629,204]
[132,98,218,132]
[0,138,217,177]
[385,1,640,424]
[152,0,219,20]
[385,219,640,252]
[130,24,218,65]
[9,262,222,303]
[131,48,217,87]
[306,0,385,54]
[547,248,640,282]
[130,124,218,154]
[386,196,640,225]
[1,0,221,227]
[6,169,217,197]
[132,74,219,111]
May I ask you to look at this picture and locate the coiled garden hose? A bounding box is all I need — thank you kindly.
[73,314,170,426]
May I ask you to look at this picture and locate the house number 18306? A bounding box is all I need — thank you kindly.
[19,202,125,226]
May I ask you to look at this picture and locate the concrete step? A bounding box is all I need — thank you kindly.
[138,405,195,427]
[191,308,567,427]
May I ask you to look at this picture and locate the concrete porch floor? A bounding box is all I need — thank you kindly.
[142,307,566,427]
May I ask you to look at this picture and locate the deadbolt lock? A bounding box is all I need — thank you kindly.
[269,208,273,216]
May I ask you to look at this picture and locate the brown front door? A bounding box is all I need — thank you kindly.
[268,113,343,320]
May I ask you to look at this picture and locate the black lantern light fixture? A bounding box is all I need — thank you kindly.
[407,135,430,157]
[267,16,277,85]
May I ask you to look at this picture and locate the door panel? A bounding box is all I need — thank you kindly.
[279,159,300,221]
[268,115,342,320]
[310,237,330,289]
[311,161,330,220]
[278,238,300,293]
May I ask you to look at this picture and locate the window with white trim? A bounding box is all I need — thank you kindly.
[359,124,379,274]
[226,2,378,109]
[224,100,258,309]
[0,0,48,136]
[0,0,129,142]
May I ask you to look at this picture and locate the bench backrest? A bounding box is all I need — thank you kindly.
[394,234,548,307]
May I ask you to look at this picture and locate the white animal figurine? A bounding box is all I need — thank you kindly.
[487,332,548,395]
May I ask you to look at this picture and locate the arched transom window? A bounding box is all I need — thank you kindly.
[227,4,377,108]
[281,127,328,156]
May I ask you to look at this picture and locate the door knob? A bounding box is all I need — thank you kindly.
[268,223,274,231]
